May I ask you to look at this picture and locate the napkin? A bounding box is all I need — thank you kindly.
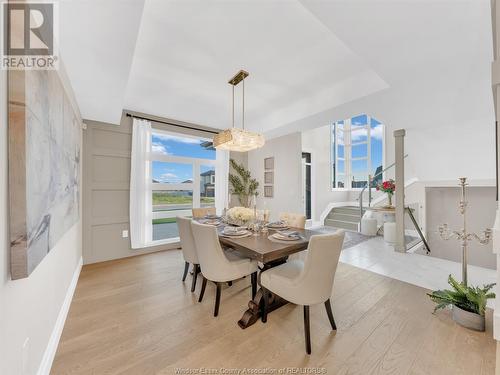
[277,230,301,238]
[223,226,246,234]
[268,220,286,227]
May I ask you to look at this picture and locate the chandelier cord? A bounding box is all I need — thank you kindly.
[242,77,245,130]
[232,84,235,128]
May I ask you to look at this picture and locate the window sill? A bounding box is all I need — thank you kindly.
[147,237,181,247]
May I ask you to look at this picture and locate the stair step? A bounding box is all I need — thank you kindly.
[324,219,359,231]
[332,206,364,215]
[328,213,361,222]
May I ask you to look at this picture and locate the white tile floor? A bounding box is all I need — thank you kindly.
[338,236,497,307]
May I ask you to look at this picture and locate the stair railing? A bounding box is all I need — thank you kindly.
[358,154,408,231]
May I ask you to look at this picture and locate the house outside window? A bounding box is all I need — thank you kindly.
[151,130,216,242]
[331,114,384,190]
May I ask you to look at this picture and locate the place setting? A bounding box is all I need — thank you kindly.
[199,214,223,226]
[266,220,289,231]
[219,225,252,238]
[268,229,304,243]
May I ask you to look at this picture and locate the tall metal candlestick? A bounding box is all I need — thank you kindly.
[438,177,492,285]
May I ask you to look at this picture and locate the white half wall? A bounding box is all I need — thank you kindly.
[0,67,83,374]
[247,132,303,221]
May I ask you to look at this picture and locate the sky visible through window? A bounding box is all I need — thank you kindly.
[152,132,216,183]
[351,114,383,177]
[333,114,384,188]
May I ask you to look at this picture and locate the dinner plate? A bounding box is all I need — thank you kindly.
[222,228,249,236]
[205,214,222,220]
[267,223,289,230]
[221,231,251,239]
[204,219,222,226]
[272,233,301,241]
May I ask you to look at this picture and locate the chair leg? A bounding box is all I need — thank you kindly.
[191,264,200,292]
[198,275,207,303]
[214,282,222,317]
[324,299,337,331]
[261,287,268,323]
[251,271,257,300]
[182,261,189,281]
[303,305,311,355]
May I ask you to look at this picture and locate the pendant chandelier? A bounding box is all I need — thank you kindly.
[213,70,265,152]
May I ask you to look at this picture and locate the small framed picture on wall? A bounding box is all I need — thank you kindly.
[264,171,274,184]
[264,186,274,198]
[264,157,274,170]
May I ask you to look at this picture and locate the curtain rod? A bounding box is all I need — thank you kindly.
[125,113,219,135]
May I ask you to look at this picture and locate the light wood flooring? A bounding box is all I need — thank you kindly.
[51,250,496,375]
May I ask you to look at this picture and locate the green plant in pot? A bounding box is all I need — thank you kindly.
[427,274,495,331]
[228,158,259,208]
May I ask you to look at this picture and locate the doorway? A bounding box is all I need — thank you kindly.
[302,152,312,220]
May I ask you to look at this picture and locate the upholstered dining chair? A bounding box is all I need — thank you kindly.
[280,212,307,261]
[190,221,259,317]
[260,230,345,354]
[177,216,200,292]
[279,212,306,229]
[192,207,216,219]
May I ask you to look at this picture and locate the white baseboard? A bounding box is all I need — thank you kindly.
[37,256,83,375]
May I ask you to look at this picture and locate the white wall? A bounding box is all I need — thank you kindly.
[0,67,83,374]
[301,125,349,222]
[247,133,303,221]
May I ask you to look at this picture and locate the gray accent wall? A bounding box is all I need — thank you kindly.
[83,115,173,264]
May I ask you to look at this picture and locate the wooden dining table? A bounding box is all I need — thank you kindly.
[216,225,323,329]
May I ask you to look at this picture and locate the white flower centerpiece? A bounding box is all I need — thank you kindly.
[225,206,255,227]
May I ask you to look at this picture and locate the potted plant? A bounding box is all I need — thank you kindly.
[376,179,395,207]
[427,274,495,331]
[229,159,259,208]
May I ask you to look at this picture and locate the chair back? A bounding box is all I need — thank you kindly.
[298,231,345,304]
[192,207,216,219]
[177,216,198,264]
[190,221,230,281]
[280,212,306,229]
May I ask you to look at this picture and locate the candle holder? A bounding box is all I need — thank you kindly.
[437,177,492,286]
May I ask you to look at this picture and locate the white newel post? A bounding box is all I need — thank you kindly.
[394,129,406,253]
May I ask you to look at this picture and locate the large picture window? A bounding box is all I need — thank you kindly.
[331,114,384,190]
[151,130,217,242]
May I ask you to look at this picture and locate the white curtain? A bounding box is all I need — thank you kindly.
[215,149,230,215]
[130,118,152,249]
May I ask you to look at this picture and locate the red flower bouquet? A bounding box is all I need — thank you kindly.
[376,179,395,206]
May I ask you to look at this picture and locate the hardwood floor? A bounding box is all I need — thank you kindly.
[51,250,496,375]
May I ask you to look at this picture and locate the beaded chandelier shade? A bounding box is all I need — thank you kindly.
[213,70,265,152]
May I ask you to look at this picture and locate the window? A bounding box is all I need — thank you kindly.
[331,114,384,190]
[151,130,217,242]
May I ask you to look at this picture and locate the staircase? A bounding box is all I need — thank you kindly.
[324,206,365,231]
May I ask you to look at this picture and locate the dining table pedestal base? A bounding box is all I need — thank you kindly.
[238,258,288,329]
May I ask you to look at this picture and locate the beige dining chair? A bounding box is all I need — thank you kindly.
[279,212,306,229]
[260,230,345,354]
[280,212,307,260]
[191,221,259,317]
[192,207,216,219]
[177,216,200,292]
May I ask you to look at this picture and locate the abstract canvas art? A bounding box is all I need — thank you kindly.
[9,69,81,279]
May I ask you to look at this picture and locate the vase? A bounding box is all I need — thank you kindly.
[387,193,393,207]
[452,305,485,331]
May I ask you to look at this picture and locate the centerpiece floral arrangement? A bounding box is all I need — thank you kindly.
[376,179,396,207]
[225,206,255,226]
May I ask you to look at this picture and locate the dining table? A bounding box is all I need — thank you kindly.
[213,223,323,329]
